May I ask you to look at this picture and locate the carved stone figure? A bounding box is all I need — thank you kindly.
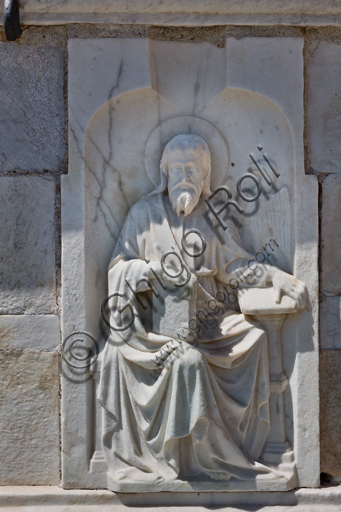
[98,133,307,491]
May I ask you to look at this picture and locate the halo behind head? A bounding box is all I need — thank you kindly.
[145,116,229,190]
[163,133,210,158]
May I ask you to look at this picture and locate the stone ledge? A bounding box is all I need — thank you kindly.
[6,13,341,27]
[0,486,341,510]
[2,0,341,26]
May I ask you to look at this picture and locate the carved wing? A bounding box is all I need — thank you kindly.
[238,184,293,274]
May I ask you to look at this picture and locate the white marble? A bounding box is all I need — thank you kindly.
[1,485,341,511]
[3,0,341,26]
[152,275,198,342]
[0,315,59,350]
[63,37,319,492]
[238,288,298,315]
[100,133,306,492]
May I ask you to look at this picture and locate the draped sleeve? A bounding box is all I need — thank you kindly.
[200,218,271,288]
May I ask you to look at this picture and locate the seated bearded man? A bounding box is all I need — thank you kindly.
[99,134,306,487]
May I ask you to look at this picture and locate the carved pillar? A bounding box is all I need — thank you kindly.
[255,314,294,469]
[89,367,107,474]
[237,287,297,482]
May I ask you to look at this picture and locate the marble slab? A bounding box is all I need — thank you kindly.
[63,36,319,492]
[238,288,297,315]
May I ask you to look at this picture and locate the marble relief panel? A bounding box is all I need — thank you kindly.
[62,37,319,492]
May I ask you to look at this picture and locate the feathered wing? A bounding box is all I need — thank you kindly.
[238,185,293,274]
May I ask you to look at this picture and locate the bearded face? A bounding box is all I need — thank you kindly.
[167,148,206,217]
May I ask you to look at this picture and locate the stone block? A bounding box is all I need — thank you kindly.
[306,41,341,173]
[0,176,56,314]
[321,175,341,294]
[0,351,59,485]
[320,351,341,478]
[0,43,65,172]
[320,296,341,350]
[0,315,60,350]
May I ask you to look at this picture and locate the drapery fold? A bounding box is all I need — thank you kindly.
[99,193,276,484]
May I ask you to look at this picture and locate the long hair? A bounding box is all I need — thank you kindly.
[150,134,212,197]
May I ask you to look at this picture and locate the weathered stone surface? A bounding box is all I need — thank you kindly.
[320,296,341,350]
[3,0,341,26]
[0,315,60,350]
[320,351,341,478]
[1,485,341,510]
[0,176,56,314]
[0,485,341,512]
[306,41,341,173]
[0,43,65,172]
[8,0,341,16]
[321,175,341,293]
[0,351,59,485]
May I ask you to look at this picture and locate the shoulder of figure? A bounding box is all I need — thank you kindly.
[128,192,162,218]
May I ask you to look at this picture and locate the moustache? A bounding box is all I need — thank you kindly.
[171,182,198,192]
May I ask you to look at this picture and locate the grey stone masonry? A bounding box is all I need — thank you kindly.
[320,296,341,350]
[0,43,65,172]
[0,351,60,485]
[320,351,341,479]
[0,315,60,350]
[320,174,341,479]
[0,176,56,314]
[321,175,341,294]
[306,40,341,173]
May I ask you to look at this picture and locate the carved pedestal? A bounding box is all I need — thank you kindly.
[238,287,298,486]
[256,314,296,481]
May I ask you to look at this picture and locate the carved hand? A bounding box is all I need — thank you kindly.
[269,267,307,309]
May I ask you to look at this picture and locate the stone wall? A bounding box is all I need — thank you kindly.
[0,22,340,486]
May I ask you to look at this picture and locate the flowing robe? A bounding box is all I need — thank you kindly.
[98,192,275,485]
